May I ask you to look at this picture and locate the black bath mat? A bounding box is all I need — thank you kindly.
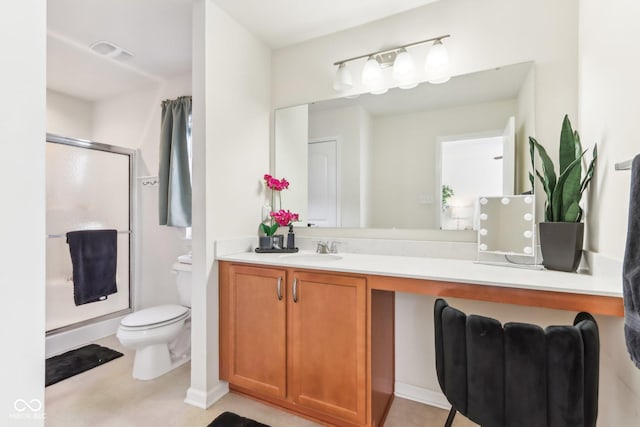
[46,343,123,386]
[207,412,270,427]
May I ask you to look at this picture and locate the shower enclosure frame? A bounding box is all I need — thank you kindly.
[45,133,136,336]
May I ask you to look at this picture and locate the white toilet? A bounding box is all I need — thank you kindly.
[117,259,192,380]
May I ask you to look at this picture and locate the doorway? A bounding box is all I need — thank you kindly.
[308,138,339,227]
[438,117,515,230]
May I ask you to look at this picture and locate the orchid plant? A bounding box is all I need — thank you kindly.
[260,174,298,237]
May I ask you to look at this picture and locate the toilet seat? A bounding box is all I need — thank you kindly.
[120,304,190,331]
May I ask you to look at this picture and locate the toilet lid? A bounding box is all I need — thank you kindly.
[121,304,189,328]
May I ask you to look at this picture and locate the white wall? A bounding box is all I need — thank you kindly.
[309,105,368,227]
[188,0,271,408]
[516,67,536,193]
[46,90,93,140]
[0,0,46,425]
[579,0,640,260]
[92,73,192,310]
[578,0,640,423]
[275,104,309,224]
[360,109,373,227]
[370,99,516,229]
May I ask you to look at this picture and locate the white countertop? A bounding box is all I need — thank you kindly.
[216,250,623,298]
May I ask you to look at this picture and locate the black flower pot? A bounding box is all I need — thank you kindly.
[259,236,274,250]
[539,222,584,272]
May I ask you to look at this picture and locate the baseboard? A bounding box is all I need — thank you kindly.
[394,382,450,410]
[184,381,229,408]
[45,315,124,357]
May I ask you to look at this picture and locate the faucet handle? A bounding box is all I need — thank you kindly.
[329,241,341,253]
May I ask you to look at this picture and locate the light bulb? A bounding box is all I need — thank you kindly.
[523,246,533,254]
[479,198,488,205]
[479,229,488,236]
[479,244,488,251]
[362,56,384,93]
[524,213,533,221]
[480,213,488,220]
[524,196,533,204]
[333,63,353,92]
[425,39,450,84]
[501,197,510,205]
[392,49,417,89]
[523,230,533,238]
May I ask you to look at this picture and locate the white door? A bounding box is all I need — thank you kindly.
[308,139,338,227]
[502,116,515,195]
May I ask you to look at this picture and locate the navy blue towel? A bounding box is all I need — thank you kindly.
[66,229,118,306]
[624,154,640,368]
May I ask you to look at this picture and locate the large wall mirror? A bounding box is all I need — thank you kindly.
[275,61,535,231]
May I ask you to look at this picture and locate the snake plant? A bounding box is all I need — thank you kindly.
[529,115,597,222]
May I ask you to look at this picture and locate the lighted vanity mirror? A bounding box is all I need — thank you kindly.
[477,195,536,256]
[274,61,535,230]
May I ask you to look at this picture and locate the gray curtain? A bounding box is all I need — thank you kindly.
[159,96,192,227]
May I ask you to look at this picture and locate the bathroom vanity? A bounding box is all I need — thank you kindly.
[218,252,622,427]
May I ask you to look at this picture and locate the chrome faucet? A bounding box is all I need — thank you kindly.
[316,241,330,254]
[316,241,340,254]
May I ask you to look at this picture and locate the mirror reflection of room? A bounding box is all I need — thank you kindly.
[439,119,514,231]
[275,61,534,230]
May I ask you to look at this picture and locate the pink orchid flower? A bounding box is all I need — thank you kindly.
[270,209,299,227]
[264,174,289,191]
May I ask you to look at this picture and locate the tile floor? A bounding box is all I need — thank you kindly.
[45,335,477,426]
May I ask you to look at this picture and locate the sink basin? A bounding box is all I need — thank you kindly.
[279,253,342,262]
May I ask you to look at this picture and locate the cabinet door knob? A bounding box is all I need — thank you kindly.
[293,278,298,303]
[277,277,283,301]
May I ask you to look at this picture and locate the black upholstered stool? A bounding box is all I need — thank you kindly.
[434,298,599,427]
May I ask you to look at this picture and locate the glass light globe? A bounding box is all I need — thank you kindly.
[425,40,450,84]
[333,63,353,92]
[392,49,417,89]
[362,56,384,92]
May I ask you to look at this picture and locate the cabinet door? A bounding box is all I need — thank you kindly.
[227,265,287,399]
[289,271,367,425]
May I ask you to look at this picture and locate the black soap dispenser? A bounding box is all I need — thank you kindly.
[287,224,295,249]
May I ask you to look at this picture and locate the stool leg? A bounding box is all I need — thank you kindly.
[444,406,457,427]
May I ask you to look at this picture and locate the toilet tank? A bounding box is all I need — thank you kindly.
[172,262,192,307]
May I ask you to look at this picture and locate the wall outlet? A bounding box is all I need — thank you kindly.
[418,194,434,205]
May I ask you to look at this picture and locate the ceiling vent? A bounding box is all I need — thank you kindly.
[89,40,134,61]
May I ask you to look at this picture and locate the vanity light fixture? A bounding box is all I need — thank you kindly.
[332,34,451,95]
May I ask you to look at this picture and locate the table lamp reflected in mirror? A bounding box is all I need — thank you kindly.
[444,197,475,230]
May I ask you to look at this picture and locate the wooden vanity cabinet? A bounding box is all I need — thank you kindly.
[289,270,367,424]
[219,263,370,426]
[221,264,287,399]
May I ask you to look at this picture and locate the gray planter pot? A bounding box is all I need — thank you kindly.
[259,236,274,250]
[539,222,584,272]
